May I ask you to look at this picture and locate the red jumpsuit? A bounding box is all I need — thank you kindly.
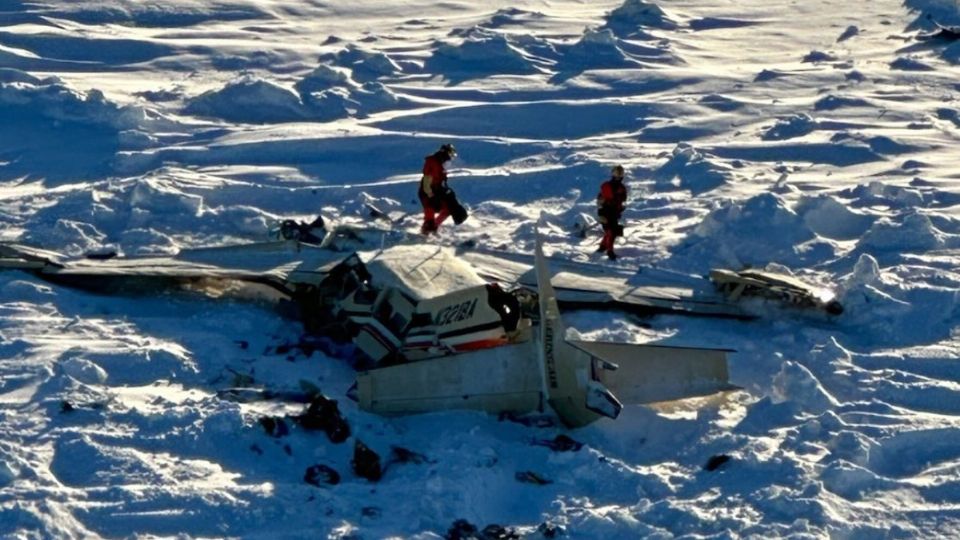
[419,153,450,233]
[597,178,627,256]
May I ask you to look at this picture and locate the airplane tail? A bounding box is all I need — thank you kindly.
[533,234,735,428]
[534,234,621,427]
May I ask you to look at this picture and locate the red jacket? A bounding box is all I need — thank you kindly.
[420,154,448,198]
[598,179,627,217]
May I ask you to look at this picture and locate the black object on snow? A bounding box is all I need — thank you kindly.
[445,519,479,540]
[515,471,553,485]
[445,188,469,225]
[537,522,565,538]
[389,445,433,465]
[481,524,520,539]
[294,395,351,443]
[532,434,583,452]
[84,250,117,260]
[279,215,326,243]
[704,453,732,471]
[352,439,383,482]
[445,520,520,540]
[304,464,341,486]
[258,416,289,438]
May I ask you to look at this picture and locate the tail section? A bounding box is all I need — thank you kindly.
[534,233,735,428]
[535,235,622,427]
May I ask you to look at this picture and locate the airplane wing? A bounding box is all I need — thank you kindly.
[459,247,748,319]
[0,240,348,294]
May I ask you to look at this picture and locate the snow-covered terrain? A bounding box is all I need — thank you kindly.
[2,0,960,537]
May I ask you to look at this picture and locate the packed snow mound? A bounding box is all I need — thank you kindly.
[211,50,291,72]
[844,180,925,208]
[293,64,405,118]
[857,212,946,252]
[486,7,548,28]
[802,50,839,63]
[754,68,790,82]
[653,143,732,193]
[0,67,44,85]
[61,356,109,385]
[318,45,402,82]
[129,177,205,217]
[771,361,840,415]
[676,192,829,269]
[185,76,307,123]
[556,29,642,72]
[21,219,108,256]
[19,172,280,254]
[837,25,860,41]
[941,41,960,64]
[891,56,935,71]
[762,113,818,140]
[425,29,541,78]
[698,93,744,111]
[794,194,874,240]
[603,0,679,36]
[830,132,919,156]
[21,0,269,27]
[185,72,404,123]
[905,0,960,30]
[814,94,872,111]
[0,74,155,131]
[836,253,960,346]
[294,64,351,95]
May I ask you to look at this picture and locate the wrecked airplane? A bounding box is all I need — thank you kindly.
[0,226,755,426]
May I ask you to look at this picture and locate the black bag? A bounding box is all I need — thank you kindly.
[444,188,469,225]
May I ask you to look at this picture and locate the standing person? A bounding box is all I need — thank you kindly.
[596,164,628,260]
[419,143,457,234]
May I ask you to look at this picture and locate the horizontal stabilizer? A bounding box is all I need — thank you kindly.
[568,340,735,404]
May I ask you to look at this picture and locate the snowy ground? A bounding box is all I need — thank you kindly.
[2,0,960,537]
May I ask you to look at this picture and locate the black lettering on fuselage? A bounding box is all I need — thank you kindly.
[544,321,558,389]
[433,298,479,326]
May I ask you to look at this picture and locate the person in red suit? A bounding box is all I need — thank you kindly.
[597,165,628,260]
[419,143,457,234]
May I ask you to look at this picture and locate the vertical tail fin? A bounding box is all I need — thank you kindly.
[535,234,622,427]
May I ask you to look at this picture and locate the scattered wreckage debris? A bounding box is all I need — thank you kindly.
[294,395,351,443]
[709,268,843,315]
[352,439,383,482]
[531,434,583,452]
